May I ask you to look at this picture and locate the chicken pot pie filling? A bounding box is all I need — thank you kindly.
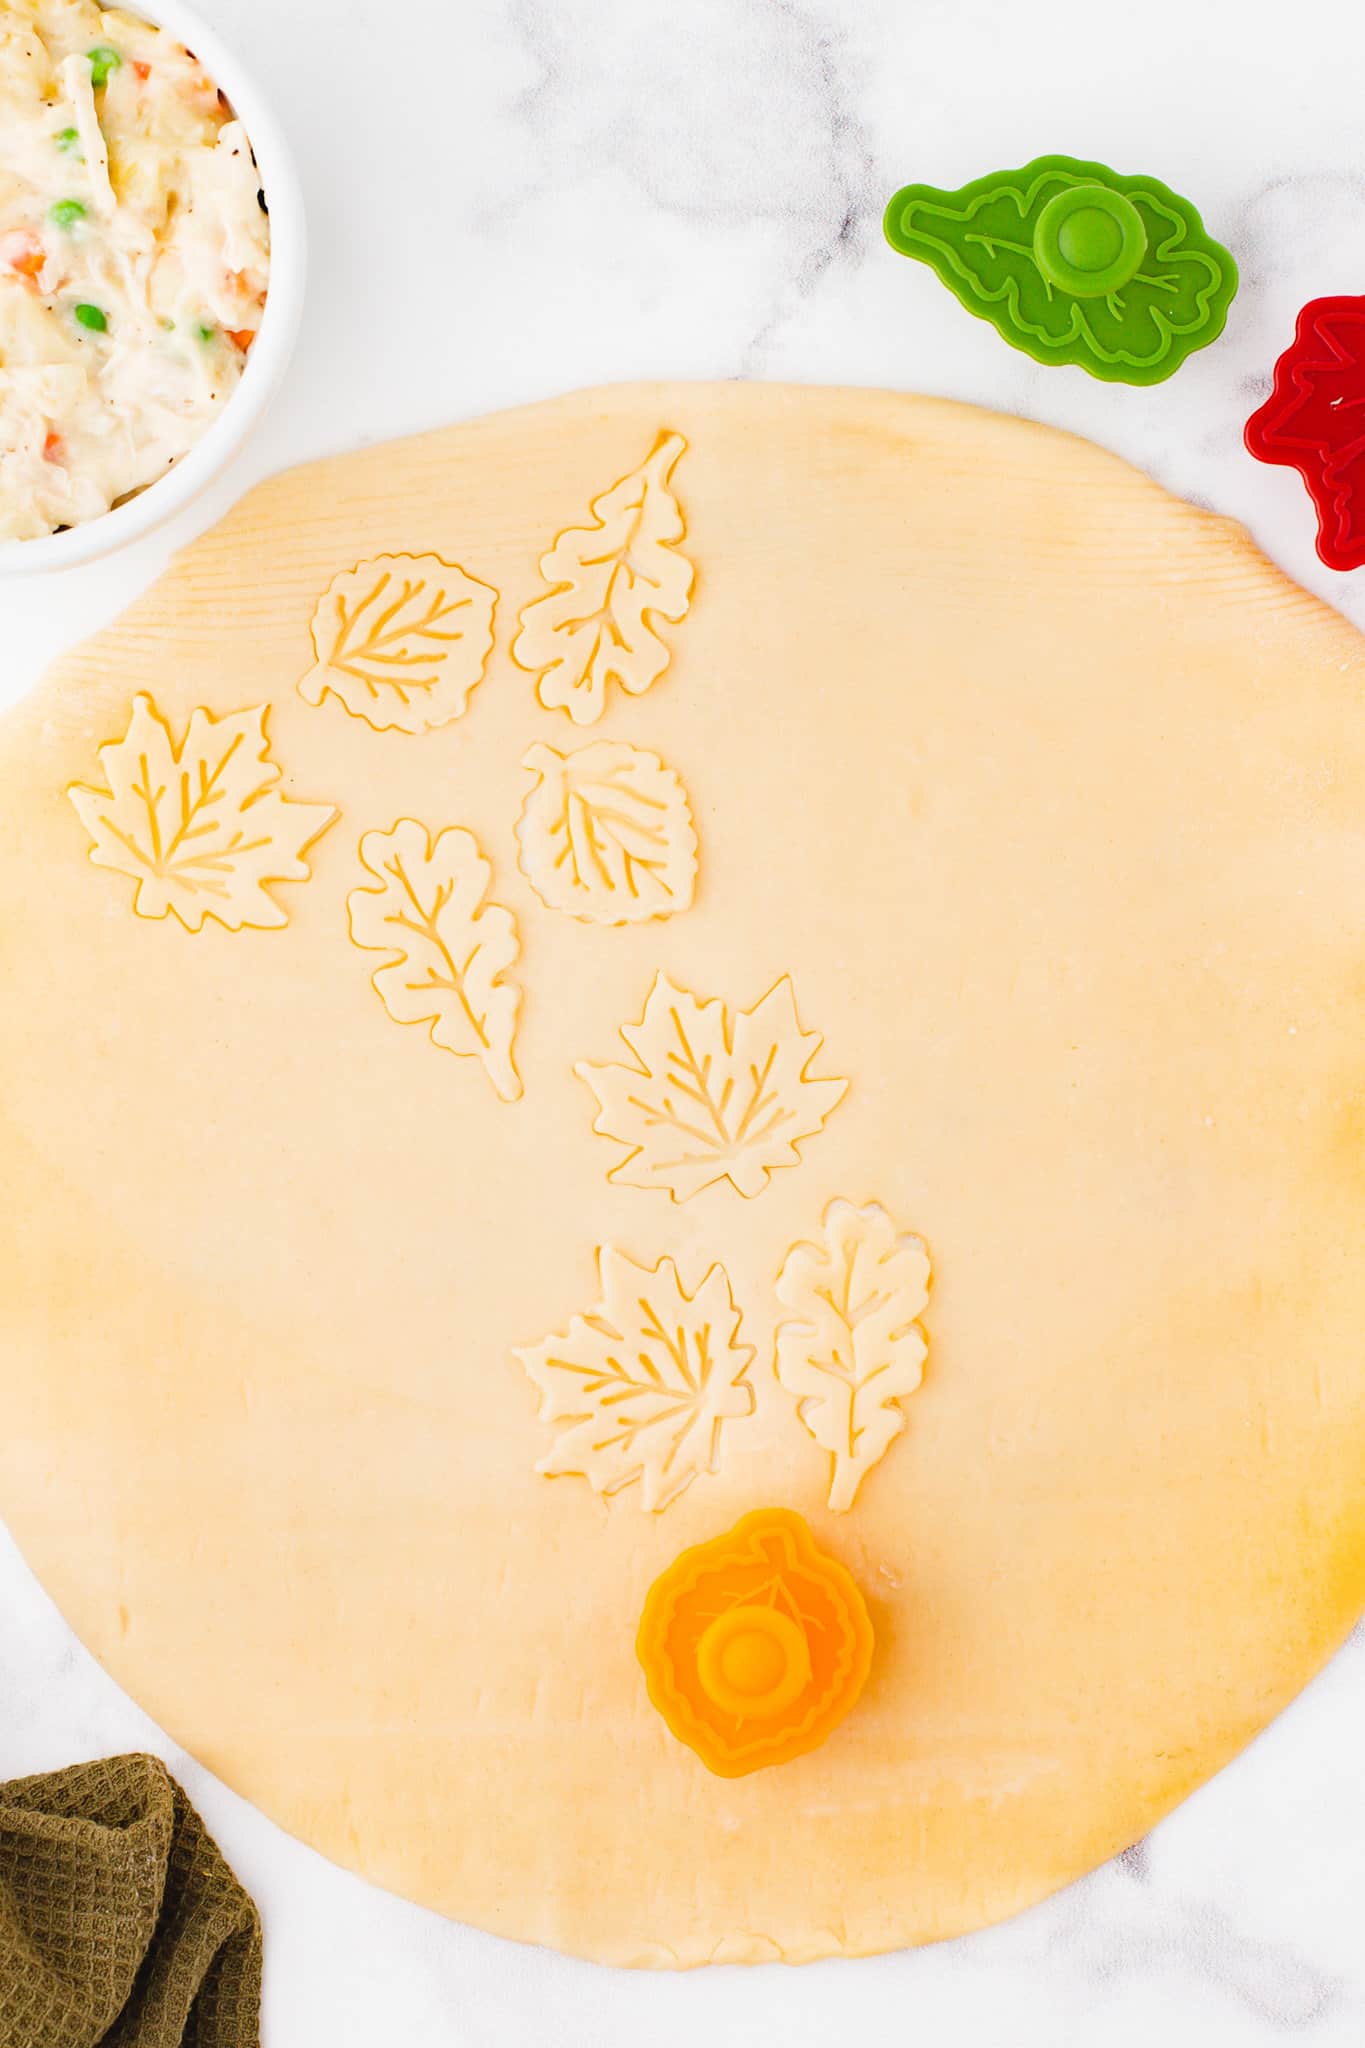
[0,0,269,540]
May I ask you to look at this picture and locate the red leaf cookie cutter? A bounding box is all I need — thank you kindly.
[1245,296,1365,571]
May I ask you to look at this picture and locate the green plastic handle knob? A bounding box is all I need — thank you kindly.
[883,154,1238,385]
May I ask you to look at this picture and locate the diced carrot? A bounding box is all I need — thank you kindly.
[133,59,151,80]
[0,229,45,280]
[43,431,65,463]
[226,328,256,352]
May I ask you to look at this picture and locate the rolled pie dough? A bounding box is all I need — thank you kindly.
[1,383,1363,1966]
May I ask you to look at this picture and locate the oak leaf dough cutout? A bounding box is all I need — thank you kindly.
[516,739,698,924]
[575,972,848,1202]
[299,553,497,735]
[67,693,337,933]
[512,430,693,724]
[515,1247,756,1510]
[347,819,522,1102]
[775,1199,931,1511]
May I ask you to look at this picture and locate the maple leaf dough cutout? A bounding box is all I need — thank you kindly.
[66,692,337,933]
[575,973,848,1202]
[515,740,698,925]
[514,1247,756,1510]
[511,429,693,725]
[347,819,523,1102]
[775,1199,931,1511]
[298,552,498,735]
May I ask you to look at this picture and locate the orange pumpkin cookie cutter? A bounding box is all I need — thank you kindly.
[636,1508,875,1777]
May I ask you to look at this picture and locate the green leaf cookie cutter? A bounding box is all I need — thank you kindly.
[883,154,1238,385]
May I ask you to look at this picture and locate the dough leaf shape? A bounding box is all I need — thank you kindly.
[347,819,522,1101]
[576,974,848,1202]
[775,1200,930,1511]
[515,1247,756,1510]
[883,155,1237,385]
[299,553,497,734]
[67,692,337,932]
[516,740,698,924]
[512,430,693,724]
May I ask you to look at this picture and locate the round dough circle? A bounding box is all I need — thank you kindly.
[1,383,1363,1967]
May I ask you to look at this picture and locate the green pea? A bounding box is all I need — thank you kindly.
[74,302,108,333]
[55,126,80,153]
[86,44,123,88]
[50,199,87,231]
[196,322,217,343]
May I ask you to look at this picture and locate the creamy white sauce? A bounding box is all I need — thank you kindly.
[0,1,270,541]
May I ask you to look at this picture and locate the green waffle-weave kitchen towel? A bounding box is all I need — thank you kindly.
[0,1754,261,2048]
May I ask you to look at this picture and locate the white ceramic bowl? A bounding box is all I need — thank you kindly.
[0,0,305,577]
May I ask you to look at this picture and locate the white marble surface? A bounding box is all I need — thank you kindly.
[3,0,1365,2039]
